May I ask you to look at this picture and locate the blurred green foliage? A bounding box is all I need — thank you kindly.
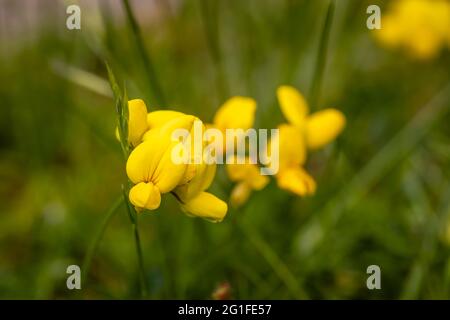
[0,0,449,299]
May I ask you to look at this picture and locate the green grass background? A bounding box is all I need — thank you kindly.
[0,0,449,299]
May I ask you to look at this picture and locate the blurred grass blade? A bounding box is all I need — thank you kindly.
[122,0,166,107]
[82,196,122,285]
[401,176,450,299]
[106,61,123,103]
[199,0,228,100]
[296,82,450,257]
[52,60,112,98]
[309,0,335,109]
[238,221,308,299]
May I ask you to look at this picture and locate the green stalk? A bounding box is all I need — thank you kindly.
[122,187,149,298]
[122,0,167,107]
[309,0,335,109]
[107,62,149,298]
[82,196,122,285]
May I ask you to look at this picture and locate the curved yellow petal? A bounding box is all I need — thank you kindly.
[305,108,345,150]
[181,191,228,222]
[127,123,189,193]
[175,163,217,201]
[213,96,256,130]
[277,167,316,196]
[147,110,186,129]
[126,136,168,184]
[129,182,161,211]
[277,86,309,126]
[127,99,149,147]
[274,124,307,170]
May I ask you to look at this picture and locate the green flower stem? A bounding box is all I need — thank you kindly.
[309,0,335,109]
[122,0,167,107]
[122,188,149,298]
[82,196,122,285]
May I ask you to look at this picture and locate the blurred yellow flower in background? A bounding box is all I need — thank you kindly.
[209,96,269,208]
[374,0,450,60]
[273,85,346,196]
[226,156,269,207]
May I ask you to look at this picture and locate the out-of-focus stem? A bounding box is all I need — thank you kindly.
[309,0,335,109]
[122,0,167,107]
[199,0,228,100]
[82,196,122,285]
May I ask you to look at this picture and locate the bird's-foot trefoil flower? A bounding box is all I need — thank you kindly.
[208,96,271,207]
[226,156,269,207]
[124,104,228,221]
[373,0,450,60]
[272,85,346,196]
[126,115,196,211]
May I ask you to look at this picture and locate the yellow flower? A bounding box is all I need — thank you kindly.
[213,96,257,132]
[226,156,269,207]
[277,86,346,150]
[209,96,270,207]
[118,97,227,221]
[126,115,195,211]
[374,0,450,60]
[209,96,257,156]
[174,162,228,222]
[273,85,345,196]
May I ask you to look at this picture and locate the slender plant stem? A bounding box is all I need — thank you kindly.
[122,188,148,298]
[133,215,148,298]
[309,0,335,109]
[122,0,166,107]
[82,196,122,285]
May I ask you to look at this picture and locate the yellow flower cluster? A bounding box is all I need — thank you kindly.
[124,99,228,222]
[121,85,345,219]
[374,0,450,59]
[272,85,345,197]
[210,86,345,207]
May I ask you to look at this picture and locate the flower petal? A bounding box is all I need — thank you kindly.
[181,191,228,222]
[272,124,307,171]
[175,163,217,201]
[213,96,256,130]
[305,108,345,149]
[129,182,161,211]
[127,99,149,147]
[147,110,186,129]
[277,86,309,126]
[276,167,316,196]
